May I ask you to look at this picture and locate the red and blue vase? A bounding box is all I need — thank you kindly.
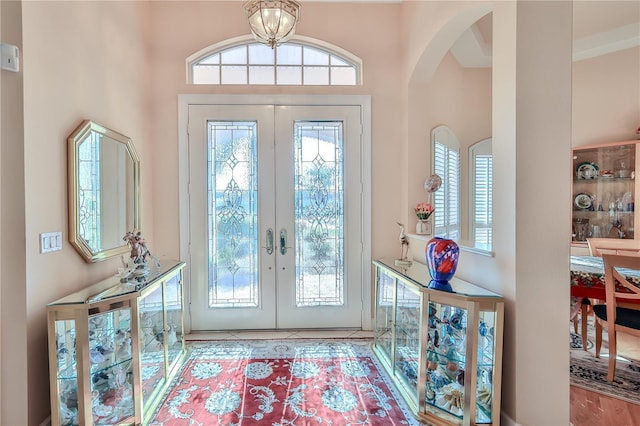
[425,237,459,292]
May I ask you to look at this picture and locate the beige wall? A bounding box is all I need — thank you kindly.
[573,46,640,146]
[1,1,28,425]
[19,1,152,423]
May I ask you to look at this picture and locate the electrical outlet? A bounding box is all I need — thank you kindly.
[1,43,20,72]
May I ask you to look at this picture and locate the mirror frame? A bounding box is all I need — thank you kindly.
[68,120,140,263]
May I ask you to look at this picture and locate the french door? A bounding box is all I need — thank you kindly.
[188,104,363,330]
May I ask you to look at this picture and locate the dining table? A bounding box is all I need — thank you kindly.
[570,255,640,296]
[570,255,640,350]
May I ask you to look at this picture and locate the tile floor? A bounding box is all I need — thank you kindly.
[186,329,374,341]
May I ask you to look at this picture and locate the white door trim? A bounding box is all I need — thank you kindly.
[178,94,372,333]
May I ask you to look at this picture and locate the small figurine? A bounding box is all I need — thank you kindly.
[395,222,412,267]
[121,230,153,280]
[123,230,151,265]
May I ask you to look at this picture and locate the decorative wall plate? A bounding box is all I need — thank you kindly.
[574,193,593,210]
[576,162,599,179]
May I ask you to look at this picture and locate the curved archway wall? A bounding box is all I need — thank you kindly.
[405,2,494,283]
[402,2,572,425]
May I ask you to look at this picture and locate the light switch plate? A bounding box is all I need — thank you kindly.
[1,43,19,72]
[40,232,62,254]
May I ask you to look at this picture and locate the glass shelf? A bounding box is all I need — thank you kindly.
[572,141,639,243]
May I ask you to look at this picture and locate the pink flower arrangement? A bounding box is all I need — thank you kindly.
[414,202,434,221]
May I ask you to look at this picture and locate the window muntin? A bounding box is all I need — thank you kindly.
[190,40,360,86]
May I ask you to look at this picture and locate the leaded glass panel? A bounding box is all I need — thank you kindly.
[77,131,101,252]
[294,121,344,307]
[208,121,259,308]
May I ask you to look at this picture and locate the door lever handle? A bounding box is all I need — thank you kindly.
[263,228,274,255]
[279,228,292,255]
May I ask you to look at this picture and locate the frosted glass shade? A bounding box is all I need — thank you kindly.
[244,0,301,49]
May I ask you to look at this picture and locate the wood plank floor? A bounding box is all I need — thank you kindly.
[571,325,640,426]
[571,385,640,426]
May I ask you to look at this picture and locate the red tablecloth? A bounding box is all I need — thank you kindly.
[570,255,640,302]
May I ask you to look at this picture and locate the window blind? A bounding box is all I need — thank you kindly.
[434,141,460,239]
[473,154,492,245]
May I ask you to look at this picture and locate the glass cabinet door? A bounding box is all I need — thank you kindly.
[54,318,79,426]
[88,308,134,424]
[374,267,395,365]
[164,271,185,370]
[393,279,421,404]
[475,310,498,424]
[572,142,637,242]
[138,284,166,412]
[424,302,467,419]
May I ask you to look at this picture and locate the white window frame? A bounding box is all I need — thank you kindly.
[431,125,460,240]
[186,35,362,86]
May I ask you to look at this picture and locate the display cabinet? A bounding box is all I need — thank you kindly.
[47,260,186,426]
[572,141,640,251]
[373,258,504,426]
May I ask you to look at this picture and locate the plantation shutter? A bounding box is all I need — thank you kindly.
[433,141,460,239]
[473,154,492,245]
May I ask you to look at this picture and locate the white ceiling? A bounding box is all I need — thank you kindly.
[451,2,640,68]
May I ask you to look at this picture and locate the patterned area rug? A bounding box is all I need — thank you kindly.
[150,339,421,425]
[570,326,640,404]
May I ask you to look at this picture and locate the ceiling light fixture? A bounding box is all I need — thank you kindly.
[244,0,301,49]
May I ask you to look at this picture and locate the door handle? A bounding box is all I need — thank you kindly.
[263,228,274,255]
[279,228,291,255]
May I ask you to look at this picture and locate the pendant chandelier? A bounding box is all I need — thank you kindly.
[244,0,301,49]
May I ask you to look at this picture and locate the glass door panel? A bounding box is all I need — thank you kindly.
[425,302,468,419]
[475,310,497,424]
[138,284,166,411]
[88,308,134,424]
[393,279,421,403]
[208,121,259,309]
[165,271,184,369]
[374,267,395,365]
[294,121,345,307]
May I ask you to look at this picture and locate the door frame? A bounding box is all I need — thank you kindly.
[177,94,372,333]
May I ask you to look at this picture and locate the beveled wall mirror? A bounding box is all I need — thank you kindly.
[68,120,140,263]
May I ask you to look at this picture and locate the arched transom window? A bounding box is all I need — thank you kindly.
[188,36,361,86]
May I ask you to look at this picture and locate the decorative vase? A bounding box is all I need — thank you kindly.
[425,237,459,292]
[416,219,431,235]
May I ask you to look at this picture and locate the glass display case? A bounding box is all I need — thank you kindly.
[47,260,186,426]
[138,268,186,424]
[373,258,504,425]
[572,141,640,247]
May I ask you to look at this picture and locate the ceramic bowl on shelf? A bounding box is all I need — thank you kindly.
[576,161,599,179]
[574,193,593,210]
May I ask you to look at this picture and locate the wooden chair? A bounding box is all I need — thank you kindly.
[587,238,640,257]
[593,254,640,382]
[572,239,640,350]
